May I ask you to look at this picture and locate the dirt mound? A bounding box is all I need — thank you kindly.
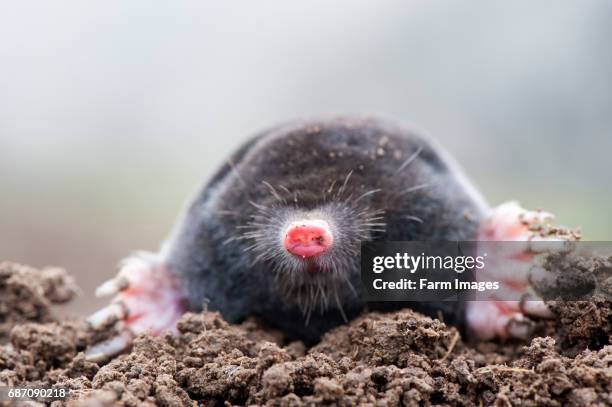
[0,262,79,341]
[533,249,612,354]
[0,261,610,406]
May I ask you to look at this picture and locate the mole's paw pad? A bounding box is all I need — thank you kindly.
[469,202,575,340]
[85,253,185,362]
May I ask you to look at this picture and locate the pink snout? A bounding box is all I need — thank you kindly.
[283,220,333,258]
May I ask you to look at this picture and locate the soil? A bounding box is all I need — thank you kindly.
[0,255,610,406]
[0,262,79,341]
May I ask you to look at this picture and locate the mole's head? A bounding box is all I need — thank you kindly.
[213,117,483,315]
[235,166,387,316]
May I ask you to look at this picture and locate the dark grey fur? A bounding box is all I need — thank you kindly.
[162,116,488,344]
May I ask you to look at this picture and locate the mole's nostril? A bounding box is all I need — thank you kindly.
[283,220,333,258]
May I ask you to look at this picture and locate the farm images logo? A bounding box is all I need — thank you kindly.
[360,241,611,302]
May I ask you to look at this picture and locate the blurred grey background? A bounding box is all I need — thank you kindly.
[1,1,611,314]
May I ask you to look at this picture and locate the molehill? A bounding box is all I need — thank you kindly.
[0,255,610,406]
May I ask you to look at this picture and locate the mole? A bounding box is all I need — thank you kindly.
[86,116,561,360]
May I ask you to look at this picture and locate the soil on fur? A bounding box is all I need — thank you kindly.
[0,259,610,406]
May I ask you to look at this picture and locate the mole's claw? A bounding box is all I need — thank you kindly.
[528,264,555,286]
[506,316,534,339]
[87,252,186,360]
[520,298,553,318]
[527,238,574,254]
[86,302,126,329]
[85,330,134,362]
[95,276,129,297]
[467,300,539,340]
[517,207,554,225]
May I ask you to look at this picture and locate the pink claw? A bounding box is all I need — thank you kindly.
[467,202,571,340]
[85,252,186,361]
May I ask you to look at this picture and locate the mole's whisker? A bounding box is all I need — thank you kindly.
[228,157,247,185]
[242,222,270,229]
[334,289,348,323]
[318,283,329,309]
[248,200,270,212]
[341,273,358,298]
[337,170,354,198]
[354,188,382,204]
[253,250,274,265]
[326,180,337,196]
[363,216,385,222]
[395,145,423,174]
[362,222,387,227]
[404,215,424,224]
[262,181,286,203]
[278,185,292,195]
[400,183,430,195]
[221,236,239,245]
[243,243,262,252]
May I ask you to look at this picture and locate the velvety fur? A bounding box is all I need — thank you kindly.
[162,116,488,343]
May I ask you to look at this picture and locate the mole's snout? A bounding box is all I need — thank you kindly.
[283,220,333,258]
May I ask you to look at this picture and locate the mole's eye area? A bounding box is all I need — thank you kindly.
[283,220,334,259]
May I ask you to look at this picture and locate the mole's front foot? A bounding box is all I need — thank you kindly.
[467,202,576,340]
[85,253,186,362]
